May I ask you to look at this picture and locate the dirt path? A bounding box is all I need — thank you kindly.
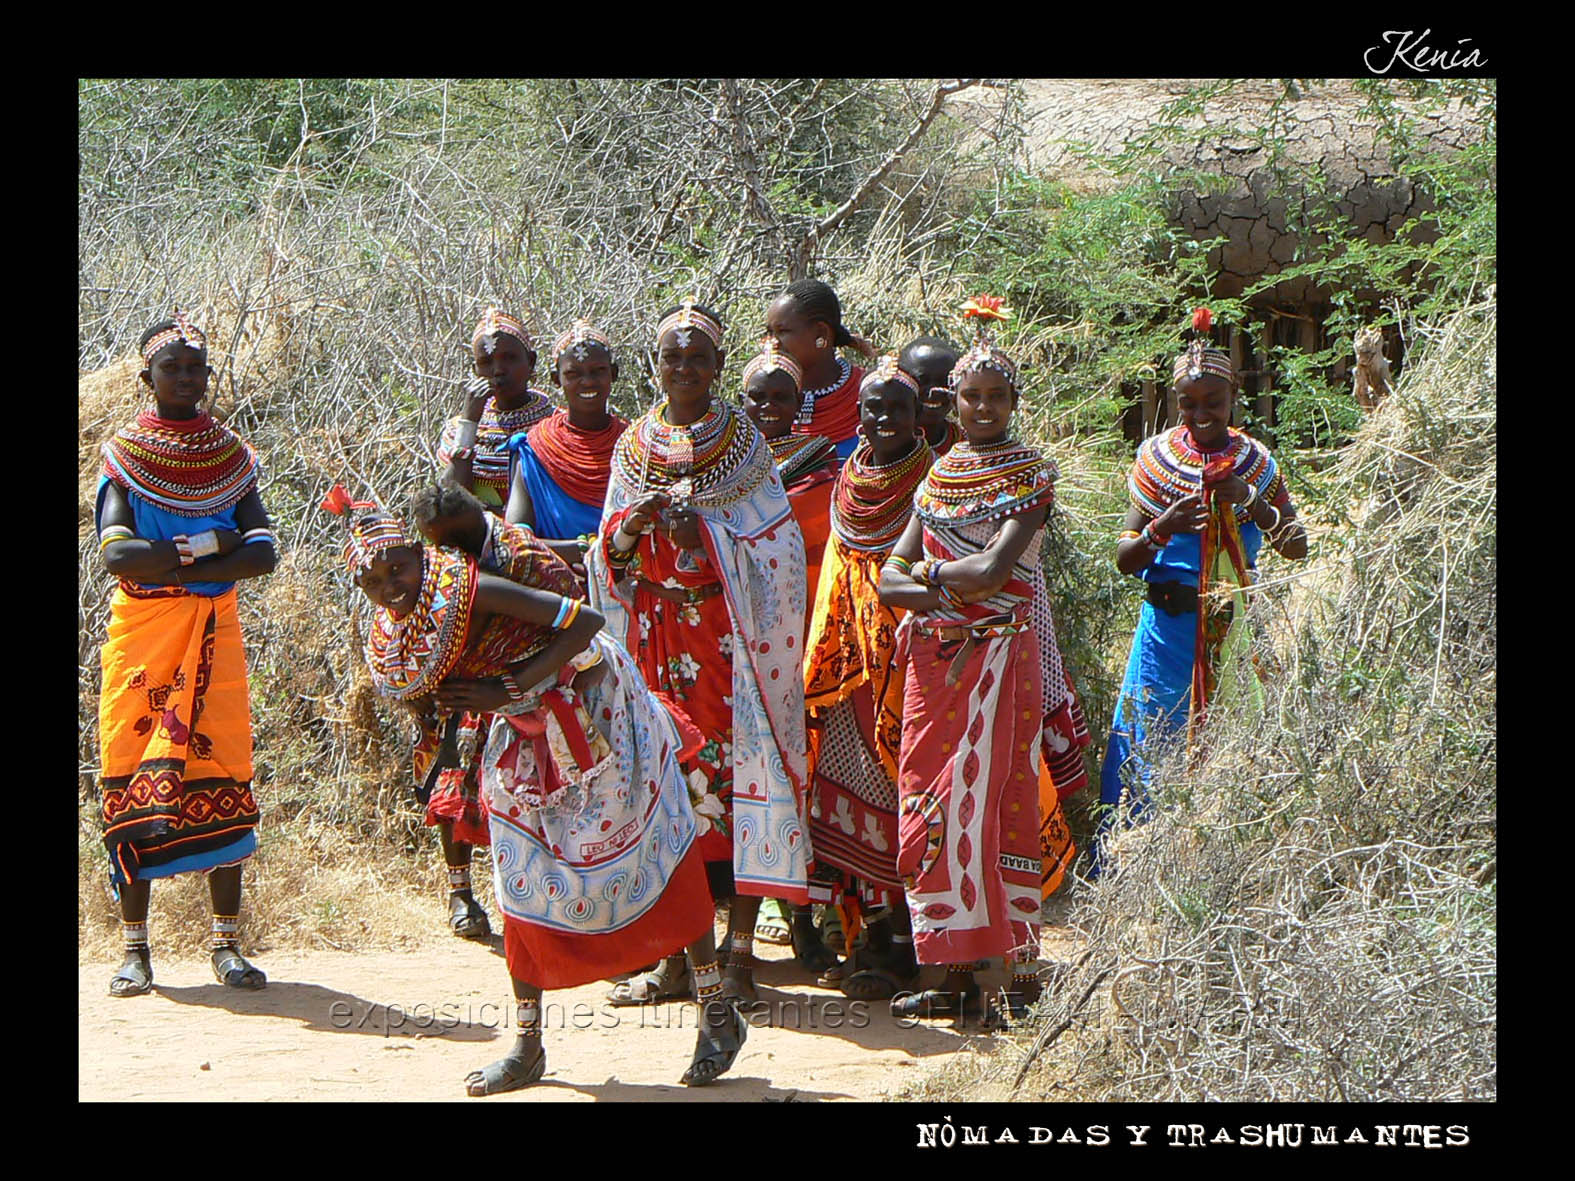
[79,929,1077,1101]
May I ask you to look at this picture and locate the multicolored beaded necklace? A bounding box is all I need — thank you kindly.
[831,438,934,551]
[767,432,838,487]
[365,546,477,701]
[102,410,260,517]
[613,399,770,509]
[1129,426,1279,525]
[914,436,1057,528]
[470,389,556,496]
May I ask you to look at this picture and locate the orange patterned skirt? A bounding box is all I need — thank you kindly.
[98,584,259,888]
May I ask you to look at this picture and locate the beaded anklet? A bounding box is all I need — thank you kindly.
[123,920,149,952]
[210,913,240,951]
[692,959,724,1004]
[516,999,543,1039]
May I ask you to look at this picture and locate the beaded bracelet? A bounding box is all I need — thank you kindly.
[1263,504,1285,537]
[243,527,275,547]
[99,525,134,550]
[501,671,526,703]
[551,597,584,630]
[1140,522,1170,549]
[883,555,914,577]
[938,584,966,609]
[173,535,196,566]
[1242,482,1260,510]
[607,533,638,566]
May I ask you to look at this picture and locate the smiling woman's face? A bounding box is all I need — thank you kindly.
[657,329,722,410]
[355,544,424,617]
[953,368,1016,444]
[1175,374,1234,449]
[743,368,801,439]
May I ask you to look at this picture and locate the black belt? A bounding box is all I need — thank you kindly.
[1146,580,1198,616]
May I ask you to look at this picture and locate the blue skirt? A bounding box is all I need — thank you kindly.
[1092,601,1195,873]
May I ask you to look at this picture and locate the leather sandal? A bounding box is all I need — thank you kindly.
[211,946,267,990]
[681,1001,747,1086]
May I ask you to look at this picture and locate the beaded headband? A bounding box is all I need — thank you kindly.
[472,307,535,355]
[321,484,415,577]
[550,318,614,366]
[741,338,804,391]
[859,353,920,398]
[655,297,724,351]
[142,307,208,365]
[949,295,1018,391]
[1173,307,1235,385]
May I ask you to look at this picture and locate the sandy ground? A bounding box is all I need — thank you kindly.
[80,919,1082,1102]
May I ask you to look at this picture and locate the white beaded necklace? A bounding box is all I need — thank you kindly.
[794,357,851,426]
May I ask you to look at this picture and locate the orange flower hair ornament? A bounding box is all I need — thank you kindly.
[950,294,1019,390]
[961,294,1012,324]
[1173,305,1234,385]
[320,483,413,576]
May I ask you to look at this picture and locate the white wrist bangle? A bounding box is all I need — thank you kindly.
[1242,483,1259,510]
[452,419,479,449]
[189,530,220,559]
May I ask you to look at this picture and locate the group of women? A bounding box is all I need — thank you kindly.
[92,285,1306,1096]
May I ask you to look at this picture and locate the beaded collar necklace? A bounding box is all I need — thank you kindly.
[832,438,933,550]
[623,400,761,508]
[915,435,1057,527]
[767,432,837,486]
[795,357,851,427]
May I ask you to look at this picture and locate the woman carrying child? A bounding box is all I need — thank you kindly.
[95,310,277,996]
[337,491,742,1093]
